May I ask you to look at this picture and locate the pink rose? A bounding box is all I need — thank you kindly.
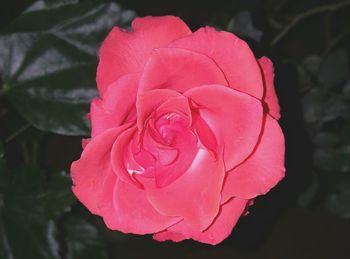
[71,16,285,245]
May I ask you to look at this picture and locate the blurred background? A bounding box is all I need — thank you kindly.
[0,0,349,258]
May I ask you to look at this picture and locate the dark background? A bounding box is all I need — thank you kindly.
[0,0,349,258]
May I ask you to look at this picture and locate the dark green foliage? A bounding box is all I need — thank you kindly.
[0,0,135,135]
[298,50,350,218]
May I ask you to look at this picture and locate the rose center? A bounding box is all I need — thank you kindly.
[127,112,198,187]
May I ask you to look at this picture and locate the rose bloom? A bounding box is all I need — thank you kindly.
[71,16,285,245]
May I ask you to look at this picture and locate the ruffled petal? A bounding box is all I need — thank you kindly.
[138,47,228,93]
[111,179,181,234]
[169,27,263,99]
[145,148,225,231]
[221,115,285,202]
[153,228,187,243]
[97,16,191,94]
[136,89,183,130]
[153,197,249,245]
[258,57,281,120]
[185,84,263,171]
[71,126,129,215]
[90,73,140,137]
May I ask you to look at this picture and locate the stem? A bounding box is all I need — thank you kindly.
[5,123,31,143]
[271,0,350,46]
[327,25,350,53]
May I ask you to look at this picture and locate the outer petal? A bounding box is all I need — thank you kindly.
[97,16,191,94]
[258,57,280,120]
[111,179,181,234]
[146,148,225,231]
[185,84,263,171]
[71,126,129,215]
[90,73,140,137]
[169,27,263,99]
[221,115,285,202]
[153,230,187,243]
[138,48,228,94]
[153,197,249,245]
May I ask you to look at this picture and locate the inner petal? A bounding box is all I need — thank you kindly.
[157,148,179,166]
[191,108,218,157]
[138,47,228,94]
[140,112,198,188]
[122,93,201,188]
[155,112,191,145]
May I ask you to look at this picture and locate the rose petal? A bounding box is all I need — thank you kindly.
[90,73,140,137]
[145,148,225,231]
[192,109,218,156]
[97,16,191,95]
[110,126,142,187]
[156,95,192,121]
[140,96,198,187]
[93,166,120,230]
[136,89,185,131]
[138,47,228,93]
[258,57,281,120]
[152,128,198,188]
[169,26,263,99]
[71,126,129,215]
[153,228,187,243]
[221,115,285,202]
[153,197,249,245]
[111,179,181,234]
[81,138,90,149]
[185,84,263,171]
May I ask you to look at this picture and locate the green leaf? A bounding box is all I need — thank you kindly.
[0,142,10,189]
[301,88,327,124]
[323,175,350,219]
[313,147,350,173]
[0,160,108,258]
[46,171,76,215]
[302,55,322,75]
[0,144,11,259]
[0,0,135,136]
[313,132,338,147]
[324,95,349,121]
[343,79,350,100]
[5,167,75,218]
[301,89,348,124]
[227,11,263,42]
[64,218,108,259]
[1,214,61,259]
[318,50,348,89]
[341,123,350,145]
[0,165,76,259]
[26,0,79,11]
